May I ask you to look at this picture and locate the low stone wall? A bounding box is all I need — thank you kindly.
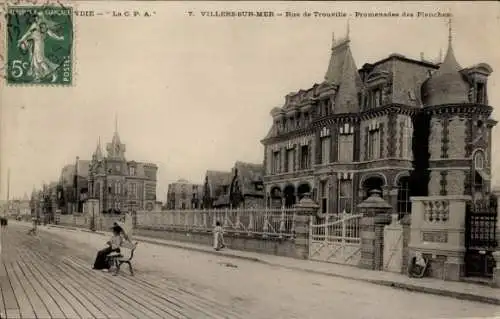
[135,226,299,258]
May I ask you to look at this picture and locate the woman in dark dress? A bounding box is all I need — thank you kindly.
[92,225,123,270]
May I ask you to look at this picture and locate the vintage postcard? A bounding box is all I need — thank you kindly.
[0,1,499,318]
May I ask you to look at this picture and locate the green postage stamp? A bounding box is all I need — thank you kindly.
[6,5,73,85]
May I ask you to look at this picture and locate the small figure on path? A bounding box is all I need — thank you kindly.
[27,217,37,235]
[92,225,123,271]
[213,221,226,251]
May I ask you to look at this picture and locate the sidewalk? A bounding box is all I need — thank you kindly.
[47,223,500,306]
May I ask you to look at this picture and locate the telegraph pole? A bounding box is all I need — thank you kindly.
[5,169,10,216]
[74,156,79,213]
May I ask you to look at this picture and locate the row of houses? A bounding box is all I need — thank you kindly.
[30,122,160,219]
[167,161,266,210]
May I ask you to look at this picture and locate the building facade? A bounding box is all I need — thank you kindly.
[166,179,203,209]
[59,159,91,214]
[85,126,159,213]
[202,162,265,209]
[261,28,494,217]
[202,170,232,208]
[228,162,265,208]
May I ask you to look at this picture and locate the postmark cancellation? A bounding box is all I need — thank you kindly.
[6,4,73,85]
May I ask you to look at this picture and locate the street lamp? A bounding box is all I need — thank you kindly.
[89,174,96,232]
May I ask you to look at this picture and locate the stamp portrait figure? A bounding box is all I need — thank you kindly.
[18,12,64,82]
[7,6,73,85]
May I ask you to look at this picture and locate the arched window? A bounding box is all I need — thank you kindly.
[474,150,485,170]
[397,176,411,220]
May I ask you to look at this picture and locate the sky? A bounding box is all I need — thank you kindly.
[0,1,499,201]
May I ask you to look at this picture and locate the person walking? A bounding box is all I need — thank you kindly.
[213,221,225,251]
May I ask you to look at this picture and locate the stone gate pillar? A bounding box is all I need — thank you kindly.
[294,193,319,260]
[357,190,392,270]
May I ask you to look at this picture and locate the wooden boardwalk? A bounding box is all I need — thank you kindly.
[0,224,246,319]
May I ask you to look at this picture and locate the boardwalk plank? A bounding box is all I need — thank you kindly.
[24,252,94,319]
[21,256,80,318]
[25,249,115,319]
[0,228,6,319]
[61,258,160,319]
[0,262,19,312]
[28,249,137,319]
[4,262,36,319]
[17,259,65,318]
[11,261,51,319]
[66,256,186,319]
[0,270,7,319]
[26,250,129,318]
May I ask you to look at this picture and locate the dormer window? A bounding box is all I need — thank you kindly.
[129,166,136,176]
[373,89,381,107]
[323,100,330,116]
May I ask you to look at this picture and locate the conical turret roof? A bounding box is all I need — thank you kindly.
[421,20,469,106]
[93,137,104,161]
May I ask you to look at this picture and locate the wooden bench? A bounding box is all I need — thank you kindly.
[106,242,138,276]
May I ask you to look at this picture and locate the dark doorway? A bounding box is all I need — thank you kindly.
[270,187,282,208]
[283,185,296,208]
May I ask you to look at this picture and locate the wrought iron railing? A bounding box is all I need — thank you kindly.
[136,208,298,238]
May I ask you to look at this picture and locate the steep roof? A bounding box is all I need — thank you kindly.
[93,138,104,161]
[421,20,469,106]
[231,161,264,196]
[324,36,364,113]
[205,170,232,198]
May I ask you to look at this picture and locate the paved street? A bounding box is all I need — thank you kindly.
[1,222,499,319]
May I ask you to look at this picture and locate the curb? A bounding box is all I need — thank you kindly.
[48,224,500,306]
[369,280,500,306]
[271,263,500,306]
